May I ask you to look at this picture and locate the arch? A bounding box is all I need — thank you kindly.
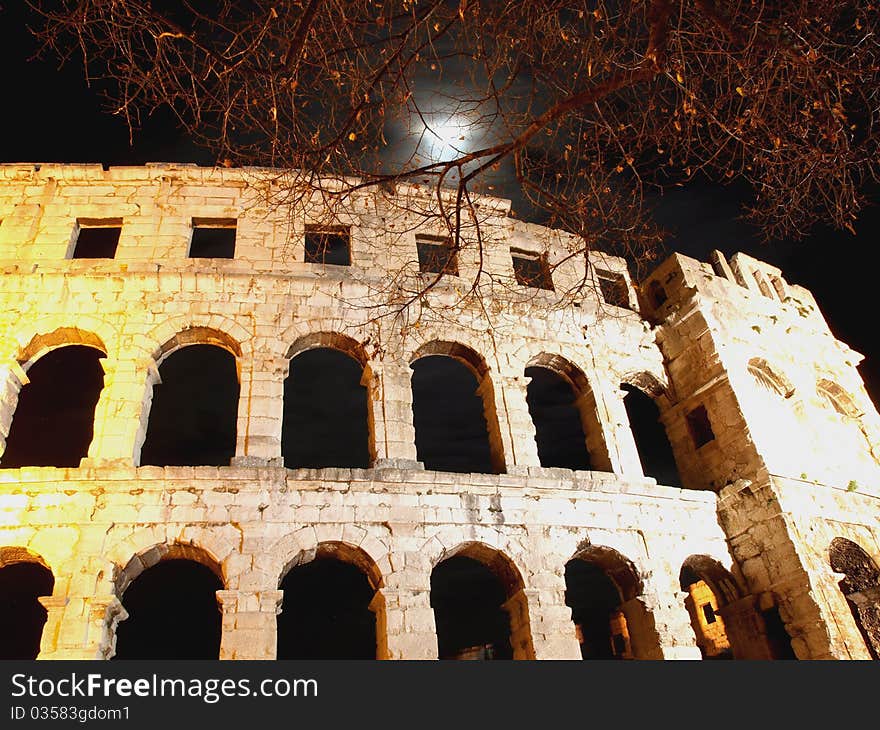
[285,331,369,368]
[1,344,106,468]
[524,354,607,471]
[747,358,795,398]
[410,340,490,380]
[282,343,373,468]
[817,379,863,418]
[410,342,504,474]
[279,541,383,591]
[0,545,52,571]
[431,542,534,660]
[620,382,681,486]
[277,541,384,660]
[829,537,880,659]
[114,541,225,597]
[526,353,592,395]
[571,543,643,602]
[113,557,224,660]
[0,552,55,659]
[139,343,240,466]
[154,325,242,363]
[17,326,108,369]
[620,370,668,400]
[680,555,742,606]
[565,543,645,659]
[679,555,742,660]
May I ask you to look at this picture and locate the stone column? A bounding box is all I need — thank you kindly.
[593,381,645,478]
[377,586,438,659]
[38,594,128,660]
[574,388,614,472]
[372,360,421,468]
[498,374,541,472]
[232,355,286,466]
[501,588,537,659]
[83,356,154,466]
[475,374,508,474]
[216,589,283,660]
[526,586,582,660]
[0,358,27,460]
[717,595,775,660]
[622,591,702,660]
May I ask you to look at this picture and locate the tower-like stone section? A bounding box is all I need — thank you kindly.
[642,251,880,659]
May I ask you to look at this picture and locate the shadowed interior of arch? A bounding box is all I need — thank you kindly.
[113,559,223,659]
[430,555,514,659]
[620,383,681,486]
[564,558,631,659]
[276,556,378,659]
[0,561,54,659]
[525,365,592,470]
[139,345,239,466]
[411,356,495,473]
[282,348,371,468]
[1,345,105,467]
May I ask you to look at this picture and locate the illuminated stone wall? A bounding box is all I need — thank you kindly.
[643,251,880,660]
[0,163,877,660]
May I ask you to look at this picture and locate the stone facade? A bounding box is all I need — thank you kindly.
[0,163,877,660]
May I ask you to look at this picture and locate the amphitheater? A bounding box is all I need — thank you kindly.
[0,162,879,661]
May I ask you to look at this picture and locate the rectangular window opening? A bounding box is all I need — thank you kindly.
[702,603,717,624]
[511,249,553,290]
[189,218,237,258]
[72,218,122,259]
[416,234,459,276]
[596,269,631,309]
[685,404,716,449]
[304,224,351,266]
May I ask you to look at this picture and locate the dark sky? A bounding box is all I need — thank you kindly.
[1,3,877,408]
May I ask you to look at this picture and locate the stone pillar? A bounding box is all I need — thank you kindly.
[377,586,438,659]
[844,586,880,659]
[476,373,508,474]
[528,586,582,659]
[0,358,27,461]
[717,595,775,660]
[373,360,421,467]
[574,388,614,472]
[38,594,127,660]
[498,374,541,471]
[216,589,283,660]
[594,381,645,478]
[84,356,154,466]
[622,591,702,660]
[232,355,285,465]
[501,588,537,659]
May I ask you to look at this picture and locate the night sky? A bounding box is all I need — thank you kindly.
[1,2,877,410]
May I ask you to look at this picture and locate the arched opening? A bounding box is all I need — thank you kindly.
[277,546,380,659]
[680,555,794,660]
[2,345,105,467]
[113,558,223,659]
[680,564,734,660]
[525,365,592,470]
[411,351,502,474]
[430,544,531,659]
[829,537,880,659]
[0,556,54,659]
[282,348,371,468]
[139,344,239,466]
[565,548,642,660]
[621,383,680,486]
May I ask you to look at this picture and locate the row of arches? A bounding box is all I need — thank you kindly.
[2,541,797,660]
[1,333,681,485]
